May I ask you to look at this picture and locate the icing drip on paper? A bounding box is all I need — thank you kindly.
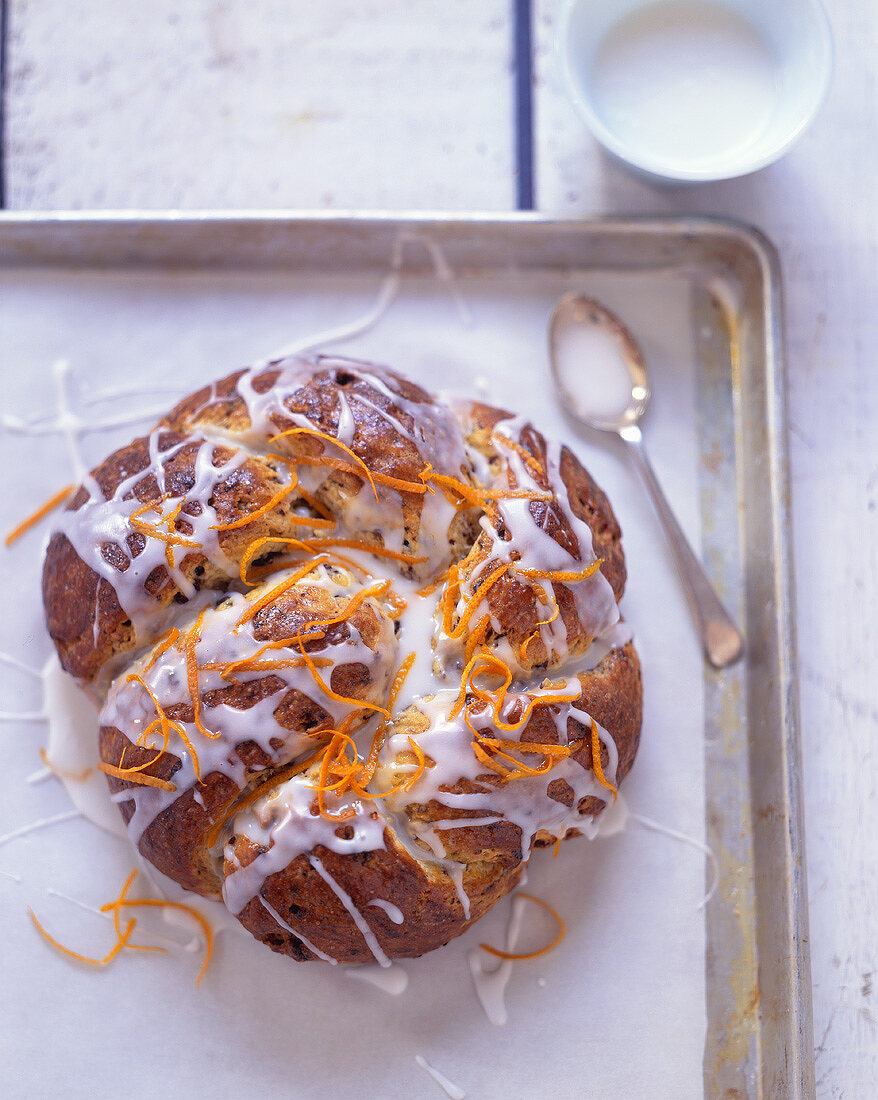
[260,230,471,363]
[630,812,719,909]
[414,1054,467,1099]
[43,658,127,838]
[346,963,408,995]
[467,893,528,1026]
[1,359,174,482]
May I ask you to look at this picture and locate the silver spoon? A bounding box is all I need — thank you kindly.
[549,293,743,669]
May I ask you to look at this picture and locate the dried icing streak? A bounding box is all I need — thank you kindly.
[414,1055,467,1099]
[2,359,175,483]
[346,963,408,995]
[467,893,529,1026]
[260,229,471,364]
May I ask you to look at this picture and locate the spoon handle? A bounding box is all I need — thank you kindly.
[619,424,744,668]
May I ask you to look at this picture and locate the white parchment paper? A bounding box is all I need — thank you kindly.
[0,252,706,1099]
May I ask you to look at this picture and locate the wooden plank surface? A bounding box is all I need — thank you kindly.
[3,0,514,209]
[2,1,876,1096]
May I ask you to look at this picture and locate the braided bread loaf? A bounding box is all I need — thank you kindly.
[42,356,642,965]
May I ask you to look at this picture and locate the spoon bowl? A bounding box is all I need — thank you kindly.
[549,293,744,668]
[550,293,651,432]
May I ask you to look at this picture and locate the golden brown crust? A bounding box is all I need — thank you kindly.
[42,431,319,683]
[229,827,523,963]
[44,356,643,966]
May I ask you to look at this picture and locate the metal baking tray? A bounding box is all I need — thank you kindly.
[0,212,810,1097]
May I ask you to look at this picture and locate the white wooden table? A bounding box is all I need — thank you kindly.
[2,1,875,1094]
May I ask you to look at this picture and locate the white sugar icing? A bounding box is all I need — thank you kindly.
[43,358,636,964]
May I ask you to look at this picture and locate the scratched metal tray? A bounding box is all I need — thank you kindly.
[0,212,810,1098]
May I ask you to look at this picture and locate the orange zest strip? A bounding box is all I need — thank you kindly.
[479,893,565,960]
[491,691,580,734]
[100,870,163,955]
[29,907,137,966]
[389,653,416,708]
[447,646,498,721]
[312,730,359,821]
[239,539,386,587]
[239,534,345,585]
[101,716,168,777]
[125,670,205,783]
[294,639,390,719]
[311,579,391,628]
[402,737,426,791]
[296,486,334,521]
[143,628,181,672]
[295,455,429,497]
[480,744,556,780]
[5,483,74,546]
[421,471,492,510]
[519,630,539,662]
[443,560,513,642]
[185,609,215,741]
[209,479,299,531]
[476,488,552,501]
[491,432,545,478]
[477,736,577,758]
[417,569,448,598]
[589,716,618,799]
[423,468,550,507]
[106,897,214,986]
[471,739,513,778]
[38,747,92,782]
[204,655,329,679]
[204,746,327,849]
[237,556,329,622]
[517,559,604,583]
[239,536,305,586]
[361,469,427,495]
[129,499,201,552]
[294,537,427,566]
[465,615,491,664]
[97,763,177,791]
[356,724,390,790]
[270,426,381,502]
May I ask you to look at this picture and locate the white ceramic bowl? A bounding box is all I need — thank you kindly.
[557,0,833,182]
